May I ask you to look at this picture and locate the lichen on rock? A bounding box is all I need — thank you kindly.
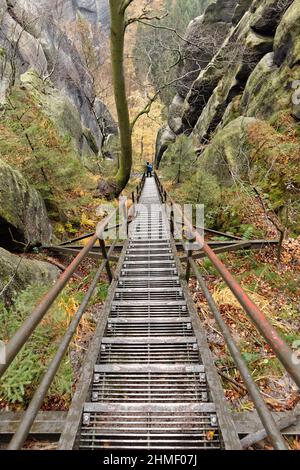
[0,159,52,250]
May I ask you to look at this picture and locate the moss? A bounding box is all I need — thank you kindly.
[0,247,59,306]
[274,0,300,67]
[241,53,300,121]
[198,117,256,186]
[191,113,300,235]
[0,84,98,234]
[0,283,73,406]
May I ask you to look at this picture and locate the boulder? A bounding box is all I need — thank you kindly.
[168,94,184,134]
[274,0,300,67]
[0,159,52,250]
[155,127,176,168]
[181,0,292,134]
[0,247,59,306]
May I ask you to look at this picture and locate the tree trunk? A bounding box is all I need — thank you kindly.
[106,0,133,195]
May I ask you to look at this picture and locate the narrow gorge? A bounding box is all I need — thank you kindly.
[0,0,299,453]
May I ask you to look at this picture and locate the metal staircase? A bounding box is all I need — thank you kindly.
[77,178,225,450]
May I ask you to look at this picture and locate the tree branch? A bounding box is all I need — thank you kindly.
[126,12,168,28]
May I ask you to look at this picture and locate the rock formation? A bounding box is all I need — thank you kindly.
[156,0,239,166]
[156,0,300,232]
[0,159,52,251]
[156,0,296,164]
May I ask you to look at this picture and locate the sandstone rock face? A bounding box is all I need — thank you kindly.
[168,94,185,135]
[0,247,59,306]
[156,0,297,165]
[21,69,83,146]
[238,1,300,121]
[203,0,238,24]
[183,0,289,137]
[156,0,238,163]
[0,0,115,159]
[232,0,252,25]
[0,159,52,250]
[155,126,176,168]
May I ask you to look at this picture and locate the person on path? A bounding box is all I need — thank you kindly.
[146,161,153,178]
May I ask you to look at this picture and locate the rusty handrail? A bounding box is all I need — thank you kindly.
[7,242,117,450]
[1,173,147,449]
[0,232,97,379]
[154,172,300,390]
[189,260,288,450]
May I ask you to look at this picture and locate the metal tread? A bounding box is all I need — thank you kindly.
[84,403,215,413]
[101,337,198,344]
[107,317,192,324]
[111,300,186,307]
[94,364,205,373]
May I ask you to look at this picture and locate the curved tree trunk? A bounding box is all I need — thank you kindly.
[106,0,132,196]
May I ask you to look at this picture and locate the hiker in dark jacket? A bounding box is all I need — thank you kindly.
[146,162,153,178]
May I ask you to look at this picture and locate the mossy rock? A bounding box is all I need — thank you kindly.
[241,52,300,120]
[0,247,59,306]
[274,0,300,67]
[0,159,52,250]
[198,116,257,186]
[20,70,84,153]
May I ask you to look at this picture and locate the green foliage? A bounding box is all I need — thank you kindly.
[241,352,260,364]
[0,347,40,404]
[240,224,255,240]
[0,284,73,406]
[161,135,222,226]
[96,282,109,302]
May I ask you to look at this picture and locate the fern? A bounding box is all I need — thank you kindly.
[0,284,74,406]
